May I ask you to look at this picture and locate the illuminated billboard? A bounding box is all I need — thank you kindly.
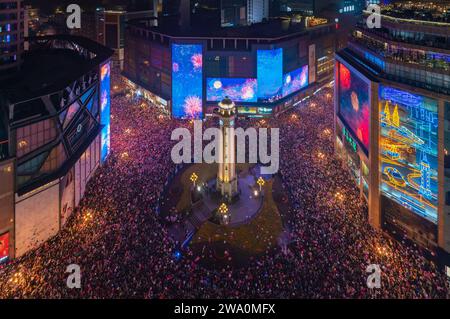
[379,85,438,223]
[0,232,9,263]
[338,63,370,151]
[282,65,309,97]
[172,44,203,119]
[206,78,257,102]
[100,62,111,163]
[257,48,283,102]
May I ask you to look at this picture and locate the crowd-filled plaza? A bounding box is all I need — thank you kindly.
[0,71,448,299]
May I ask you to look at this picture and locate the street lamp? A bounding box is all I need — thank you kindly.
[190,172,198,186]
[218,203,229,225]
[257,176,265,191]
[218,203,228,215]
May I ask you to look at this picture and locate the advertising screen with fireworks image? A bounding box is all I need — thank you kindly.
[257,48,283,102]
[206,78,257,102]
[282,65,309,97]
[379,85,438,223]
[338,62,370,151]
[100,62,111,162]
[0,232,9,263]
[172,44,203,119]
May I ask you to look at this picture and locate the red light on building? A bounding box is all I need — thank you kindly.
[0,232,9,263]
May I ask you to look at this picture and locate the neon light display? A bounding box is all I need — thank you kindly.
[338,63,370,151]
[379,85,438,223]
[282,65,309,97]
[257,48,283,101]
[172,44,203,119]
[342,126,358,152]
[206,78,257,102]
[100,62,111,162]
[0,232,9,263]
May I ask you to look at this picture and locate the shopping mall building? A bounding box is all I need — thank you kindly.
[334,4,450,261]
[122,16,336,118]
[0,36,113,261]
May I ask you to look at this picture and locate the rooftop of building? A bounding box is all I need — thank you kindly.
[0,35,113,105]
[377,2,450,24]
[127,16,332,39]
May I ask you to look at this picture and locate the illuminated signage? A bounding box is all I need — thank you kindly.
[338,62,370,151]
[207,78,257,103]
[100,62,111,162]
[342,126,358,152]
[379,85,438,223]
[0,232,9,263]
[257,48,283,101]
[282,65,309,97]
[172,44,203,119]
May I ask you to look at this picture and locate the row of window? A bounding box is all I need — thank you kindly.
[0,54,16,66]
[339,5,355,13]
[0,34,16,43]
[0,23,15,33]
[0,2,18,10]
[0,45,17,54]
[16,119,57,158]
[15,86,100,188]
[385,62,450,93]
[0,13,17,21]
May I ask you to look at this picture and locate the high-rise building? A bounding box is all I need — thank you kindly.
[96,8,127,69]
[334,3,450,261]
[0,35,113,262]
[95,5,157,70]
[221,0,247,26]
[0,0,25,75]
[247,0,269,24]
[162,0,268,28]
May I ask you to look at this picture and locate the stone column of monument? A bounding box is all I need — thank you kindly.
[216,97,238,199]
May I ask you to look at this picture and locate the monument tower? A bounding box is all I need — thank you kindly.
[216,97,238,199]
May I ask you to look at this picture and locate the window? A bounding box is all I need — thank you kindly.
[17,151,48,176]
[39,143,66,174]
[16,119,57,157]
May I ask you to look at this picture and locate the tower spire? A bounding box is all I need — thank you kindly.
[216,97,238,200]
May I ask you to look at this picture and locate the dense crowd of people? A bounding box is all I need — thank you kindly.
[0,75,448,298]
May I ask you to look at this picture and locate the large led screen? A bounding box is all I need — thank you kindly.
[100,62,111,163]
[338,63,370,151]
[172,44,203,119]
[282,65,309,97]
[0,232,9,263]
[257,48,283,102]
[206,78,257,102]
[379,85,438,223]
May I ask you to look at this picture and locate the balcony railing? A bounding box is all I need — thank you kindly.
[350,36,450,72]
[355,23,450,51]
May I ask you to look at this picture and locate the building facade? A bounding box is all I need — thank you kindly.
[334,6,450,260]
[0,36,113,262]
[95,8,156,70]
[123,17,335,118]
[0,0,24,76]
[247,0,269,24]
